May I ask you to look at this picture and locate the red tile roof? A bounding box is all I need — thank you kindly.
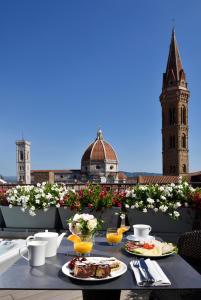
[82,139,117,162]
[137,175,182,184]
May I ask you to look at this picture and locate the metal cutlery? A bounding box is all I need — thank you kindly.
[132,260,150,286]
[139,258,155,284]
[131,259,155,286]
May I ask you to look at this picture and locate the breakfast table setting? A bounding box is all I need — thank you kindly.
[0,214,201,300]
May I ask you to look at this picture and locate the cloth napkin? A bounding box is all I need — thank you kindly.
[130,259,171,286]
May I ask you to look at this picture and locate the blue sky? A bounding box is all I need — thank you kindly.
[0,0,201,176]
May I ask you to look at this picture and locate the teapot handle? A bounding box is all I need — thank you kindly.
[26,236,35,245]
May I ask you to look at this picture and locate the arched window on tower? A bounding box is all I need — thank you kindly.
[181,106,186,125]
[169,135,175,148]
[169,107,175,125]
[19,151,24,161]
[182,134,186,148]
[183,164,187,173]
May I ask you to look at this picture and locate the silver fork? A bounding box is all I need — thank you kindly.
[132,260,150,286]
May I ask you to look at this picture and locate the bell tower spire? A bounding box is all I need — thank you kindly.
[160,30,190,176]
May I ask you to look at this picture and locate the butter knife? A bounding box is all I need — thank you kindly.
[139,258,155,284]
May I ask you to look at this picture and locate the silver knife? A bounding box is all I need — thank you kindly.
[139,258,155,283]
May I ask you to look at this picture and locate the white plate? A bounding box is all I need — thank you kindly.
[126,235,155,242]
[62,257,127,281]
[125,247,176,258]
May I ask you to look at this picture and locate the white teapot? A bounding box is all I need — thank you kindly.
[26,230,66,257]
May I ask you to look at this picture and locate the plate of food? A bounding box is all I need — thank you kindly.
[125,240,177,258]
[62,256,127,281]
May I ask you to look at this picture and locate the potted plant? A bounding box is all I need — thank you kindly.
[123,180,196,235]
[0,183,63,229]
[58,184,121,230]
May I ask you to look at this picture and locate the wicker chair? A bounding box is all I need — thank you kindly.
[178,230,201,274]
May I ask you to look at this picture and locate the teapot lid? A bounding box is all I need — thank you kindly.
[35,230,58,238]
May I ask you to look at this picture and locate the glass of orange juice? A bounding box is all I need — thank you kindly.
[73,235,93,256]
[106,228,123,245]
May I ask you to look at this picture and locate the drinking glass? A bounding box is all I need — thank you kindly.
[106,228,123,245]
[73,235,93,256]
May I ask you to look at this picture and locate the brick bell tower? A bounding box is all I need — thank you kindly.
[160,29,190,176]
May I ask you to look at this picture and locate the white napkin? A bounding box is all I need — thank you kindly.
[130,259,171,286]
[0,239,26,264]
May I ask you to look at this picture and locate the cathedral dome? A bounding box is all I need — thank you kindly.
[81,130,118,163]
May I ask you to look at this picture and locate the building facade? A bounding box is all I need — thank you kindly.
[81,129,119,183]
[160,29,190,176]
[31,130,121,184]
[16,140,31,184]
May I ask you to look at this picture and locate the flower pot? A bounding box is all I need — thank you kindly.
[58,207,76,230]
[0,206,57,229]
[126,207,195,234]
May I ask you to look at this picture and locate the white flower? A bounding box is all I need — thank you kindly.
[143,208,147,213]
[9,204,12,208]
[160,195,166,200]
[159,205,168,212]
[159,186,164,191]
[29,210,36,216]
[35,199,40,204]
[154,208,158,212]
[31,206,35,211]
[134,203,139,208]
[36,183,41,187]
[184,202,189,207]
[131,192,136,198]
[174,202,181,209]
[21,207,25,212]
[82,214,94,221]
[87,219,97,231]
[120,213,125,220]
[125,204,130,208]
[56,203,60,208]
[173,211,180,218]
[147,198,155,204]
[170,183,175,187]
[131,205,135,209]
[73,214,81,222]
[46,193,52,200]
[126,190,131,197]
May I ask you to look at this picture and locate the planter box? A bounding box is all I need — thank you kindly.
[58,207,121,230]
[1,206,57,229]
[0,207,5,228]
[58,207,75,230]
[126,208,195,234]
[83,207,121,230]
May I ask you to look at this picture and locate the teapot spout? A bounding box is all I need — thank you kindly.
[57,232,66,248]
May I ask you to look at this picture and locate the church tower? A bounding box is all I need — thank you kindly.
[16,140,31,184]
[160,29,190,176]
